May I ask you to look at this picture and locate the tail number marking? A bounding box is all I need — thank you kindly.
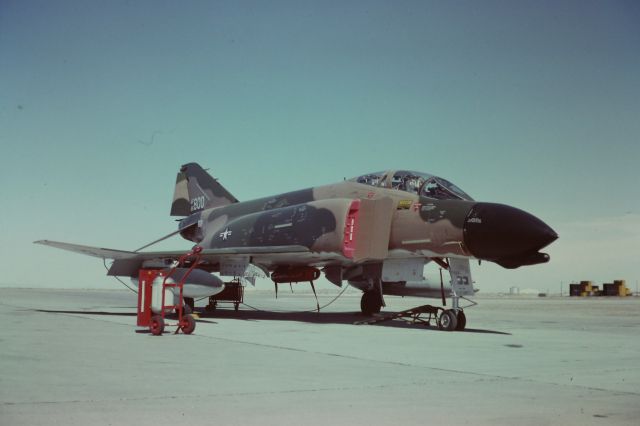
[190,196,206,211]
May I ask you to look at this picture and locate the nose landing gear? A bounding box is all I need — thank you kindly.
[437,309,458,331]
[455,309,467,330]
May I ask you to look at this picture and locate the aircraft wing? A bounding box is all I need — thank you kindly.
[34,240,311,276]
[34,240,139,260]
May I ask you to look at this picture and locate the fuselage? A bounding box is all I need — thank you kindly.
[178,179,556,271]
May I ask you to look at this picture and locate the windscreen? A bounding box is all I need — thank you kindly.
[353,172,385,187]
[421,177,473,201]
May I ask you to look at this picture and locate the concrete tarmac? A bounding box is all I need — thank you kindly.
[1,287,639,425]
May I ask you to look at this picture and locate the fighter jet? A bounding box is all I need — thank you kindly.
[36,163,557,331]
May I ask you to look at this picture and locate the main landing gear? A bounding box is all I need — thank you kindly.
[360,291,382,315]
[436,290,470,331]
[360,278,386,315]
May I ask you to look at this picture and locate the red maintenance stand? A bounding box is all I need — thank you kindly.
[136,246,203,336]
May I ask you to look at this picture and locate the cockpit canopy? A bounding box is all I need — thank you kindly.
[350,170,473,201]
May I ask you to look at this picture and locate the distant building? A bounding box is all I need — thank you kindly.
[569,280,631,297]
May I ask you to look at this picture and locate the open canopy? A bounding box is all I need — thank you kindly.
[350,170,473,201]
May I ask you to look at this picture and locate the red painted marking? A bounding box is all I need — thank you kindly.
[343,199,361,258]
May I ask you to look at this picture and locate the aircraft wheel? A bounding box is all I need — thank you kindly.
[438,310,457,332]
[456,310,467,331]
[234,302,240,311]
[150,315,165,336]
[360,291,381,315]
[180,315,196,335]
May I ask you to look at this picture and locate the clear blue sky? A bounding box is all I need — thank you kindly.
[1,0,639,292]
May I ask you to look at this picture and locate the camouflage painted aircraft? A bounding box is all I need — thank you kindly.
[36,163,557,331]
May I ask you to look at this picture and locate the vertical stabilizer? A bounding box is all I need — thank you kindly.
[170,163,238,216]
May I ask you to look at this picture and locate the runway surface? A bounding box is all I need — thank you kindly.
[1,287,639,425]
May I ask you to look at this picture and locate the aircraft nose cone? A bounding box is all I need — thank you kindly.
[463,203,558,263]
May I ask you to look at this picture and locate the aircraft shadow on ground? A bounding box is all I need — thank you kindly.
[34,309,137,317]
[32,309,218,324]
[31,307,510,335]
[197,307,512,335]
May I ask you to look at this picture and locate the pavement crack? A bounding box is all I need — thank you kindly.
[193,333,640,397]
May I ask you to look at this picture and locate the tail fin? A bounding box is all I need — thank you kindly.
[170,163,238,216]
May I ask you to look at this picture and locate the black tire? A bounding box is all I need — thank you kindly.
[150,315,165,336]
[181,315,196,335]
[234,303,239,311]
[438,310,458,331]
[360,292,382,315]
[456,310,467,331]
